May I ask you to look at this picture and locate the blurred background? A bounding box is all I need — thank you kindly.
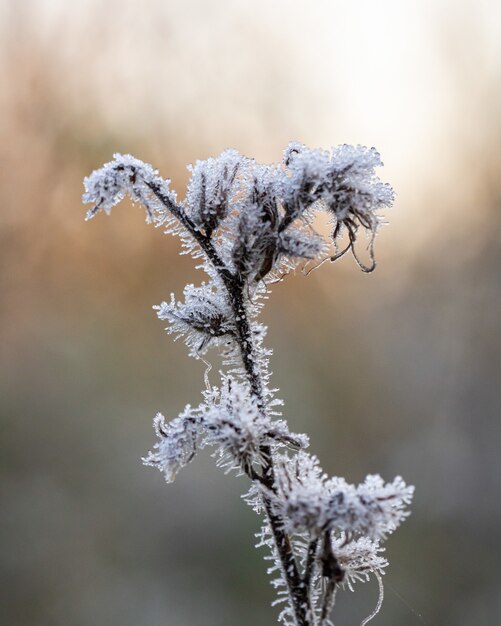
[0,0,499,624]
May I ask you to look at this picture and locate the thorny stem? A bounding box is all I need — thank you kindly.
[150,187,314,625]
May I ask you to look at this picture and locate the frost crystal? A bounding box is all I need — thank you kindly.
[84,143,411,626]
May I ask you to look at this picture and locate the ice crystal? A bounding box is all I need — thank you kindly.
[84,143,412,626]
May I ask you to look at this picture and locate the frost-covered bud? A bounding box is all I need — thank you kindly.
[270,455,413,540]
[142,410,201,482]
[281,145,332,223]
[186,149,244,235]
[203,379,308,473]
[282,141,305,167]
[281,144,394,262]
[232,163,283,282]
[325,474,414,540]
[83,153,175,223]
[271,452,329,535]
[332,536,388,588]
[155,283,235,356]
[326,145,394,238]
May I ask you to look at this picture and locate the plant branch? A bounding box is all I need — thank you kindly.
[146,180,234,283]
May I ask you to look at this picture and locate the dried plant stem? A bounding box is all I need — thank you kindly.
[152,190,313,625]
[84,145,412,626]
[230,292,313,625]
[303,538,319,592]
[219,257,313,625]
[318,531,344,624]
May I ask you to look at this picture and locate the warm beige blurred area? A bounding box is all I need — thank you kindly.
[1,1,499,624]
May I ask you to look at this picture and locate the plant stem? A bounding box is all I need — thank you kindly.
[149,188,314,625]
[304,538,319,592]
[319,531,343,625]
[227,283,313,626]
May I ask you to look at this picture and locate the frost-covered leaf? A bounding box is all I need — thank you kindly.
[231,163,283,281]
[271,452,328,535]
[270,453,413,540]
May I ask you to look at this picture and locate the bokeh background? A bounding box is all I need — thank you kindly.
[1,1,500,624]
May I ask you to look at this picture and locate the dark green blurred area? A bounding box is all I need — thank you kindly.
[1,1,500,625]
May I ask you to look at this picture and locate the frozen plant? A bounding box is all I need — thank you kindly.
[83,143,413,626]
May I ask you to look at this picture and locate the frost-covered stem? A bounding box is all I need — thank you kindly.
[319,531,343,625]
[146,180,234,282]
[232,284,313,625]
[148,182,311,623]
[228,281,313,625]
[146,184,262,406]
[226,281,265,403]
[265,504,313,626]
[319,580,336,626]
[303,538,319,591]
[320,531,343,583]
